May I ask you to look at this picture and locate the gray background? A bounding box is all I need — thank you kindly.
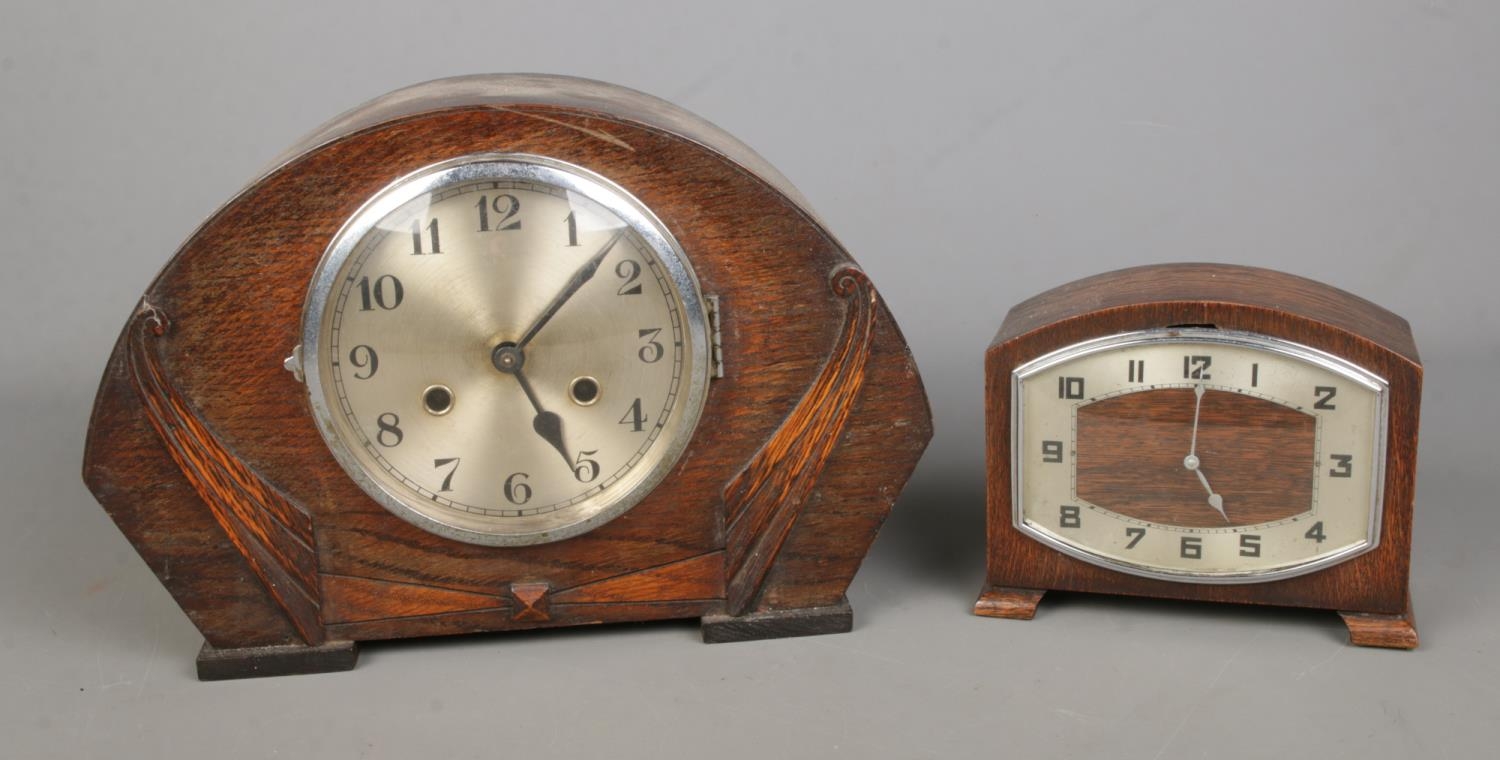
[3,1,1497,757]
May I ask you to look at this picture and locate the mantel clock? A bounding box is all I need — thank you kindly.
[83,75,932,678]
[974,264,1421,649]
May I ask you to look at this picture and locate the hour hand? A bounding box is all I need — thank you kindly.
[1191,466,1229,523]
[513,369,571,467]
[532,409,570,467]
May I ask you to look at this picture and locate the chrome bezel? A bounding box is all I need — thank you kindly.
[1011,328,1389,584]
[301,154,711,546]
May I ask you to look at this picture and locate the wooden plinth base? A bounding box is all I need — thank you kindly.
[1340,596,1419,650]
[197,640,360,681]
[701,596,853,643]
[973,587,1046,620]
[976,585,1419,650]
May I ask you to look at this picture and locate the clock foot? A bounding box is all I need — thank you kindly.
[196,639,360,681]
[973,586,1046,620]
[700,596,853,643]
[1339,595,1419,650]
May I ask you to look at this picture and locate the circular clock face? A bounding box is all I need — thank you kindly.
[1013,329,1388,583]
[301,155,711,546]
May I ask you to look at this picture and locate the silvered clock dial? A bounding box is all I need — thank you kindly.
[300,155,711,545]
[1013,329,1386,582]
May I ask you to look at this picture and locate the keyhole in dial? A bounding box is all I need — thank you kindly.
[423,385,454,415]
[569,376,600,406]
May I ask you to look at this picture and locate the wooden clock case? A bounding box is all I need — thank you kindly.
[81,75,933,679]
[974,264,1422,649]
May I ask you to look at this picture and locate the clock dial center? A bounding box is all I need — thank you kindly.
[491,342,525,374]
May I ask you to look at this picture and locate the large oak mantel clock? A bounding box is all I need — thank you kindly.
[82,74,932,679]
[974,264,1422,649]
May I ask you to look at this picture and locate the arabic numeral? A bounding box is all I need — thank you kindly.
[1329,454,1353,478]
[1059,505,1081,529]
[1239,534,1262,557]
[1183,355,1212,380]
[619,398,646,432]
[357,275,403,311]
[1041,440,1064,463]
[1180,536,1203,559]
[504,472,531,505]
[1314,386,1338,410]
[411,218,441,254]
[1125,527,1145,549]
[637,328,664,363]
[1305,521,1327,543]
[375,413,403,447]
[348,345,378,379]
[433,457,460,492]
[573,450,600,483]
[477,194,521,232]
[615,259,643,295]
[1058,377,1085,399]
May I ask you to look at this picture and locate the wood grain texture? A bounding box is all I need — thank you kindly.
[980,263,1422,627]
[123,302,323,644]
[81,75,932,663]
[550,552,724,604]
[1077,389,1315,528]
[1340,594,1419,649]
[972,587,1046,620]
[321,575,506,624]
[509,583,551,622]
[724,265,876,616]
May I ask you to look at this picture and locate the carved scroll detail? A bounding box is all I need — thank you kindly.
[723,265,877,616]
[124,301,324,644]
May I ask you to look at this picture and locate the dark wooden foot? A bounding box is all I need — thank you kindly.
[700,596,853,643]
[973,586,1046,620]
[196,640,360,680]
[1340,595,1418,650]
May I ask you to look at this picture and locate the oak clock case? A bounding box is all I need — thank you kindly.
[81,74,933,679]
[974,264,1422,649]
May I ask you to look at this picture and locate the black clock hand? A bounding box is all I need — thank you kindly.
[517,227,627,350]
[512,366,571,468]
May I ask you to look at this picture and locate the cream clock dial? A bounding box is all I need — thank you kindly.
[1014,329,1388,583]
[300,155,711,546]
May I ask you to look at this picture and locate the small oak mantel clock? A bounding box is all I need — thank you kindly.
[974,264,1422,649]
[83,74,932,679]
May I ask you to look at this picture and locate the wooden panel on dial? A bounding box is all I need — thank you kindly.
[1076,388,1315,528]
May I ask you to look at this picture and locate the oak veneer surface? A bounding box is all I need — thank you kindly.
[83,77,932,652]
[1077,388,1316,529]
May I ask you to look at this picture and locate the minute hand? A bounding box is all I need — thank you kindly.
[517,228,627,350]
[1183,380,1228,522]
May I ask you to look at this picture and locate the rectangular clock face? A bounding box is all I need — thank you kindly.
[1012,329,1388,584]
